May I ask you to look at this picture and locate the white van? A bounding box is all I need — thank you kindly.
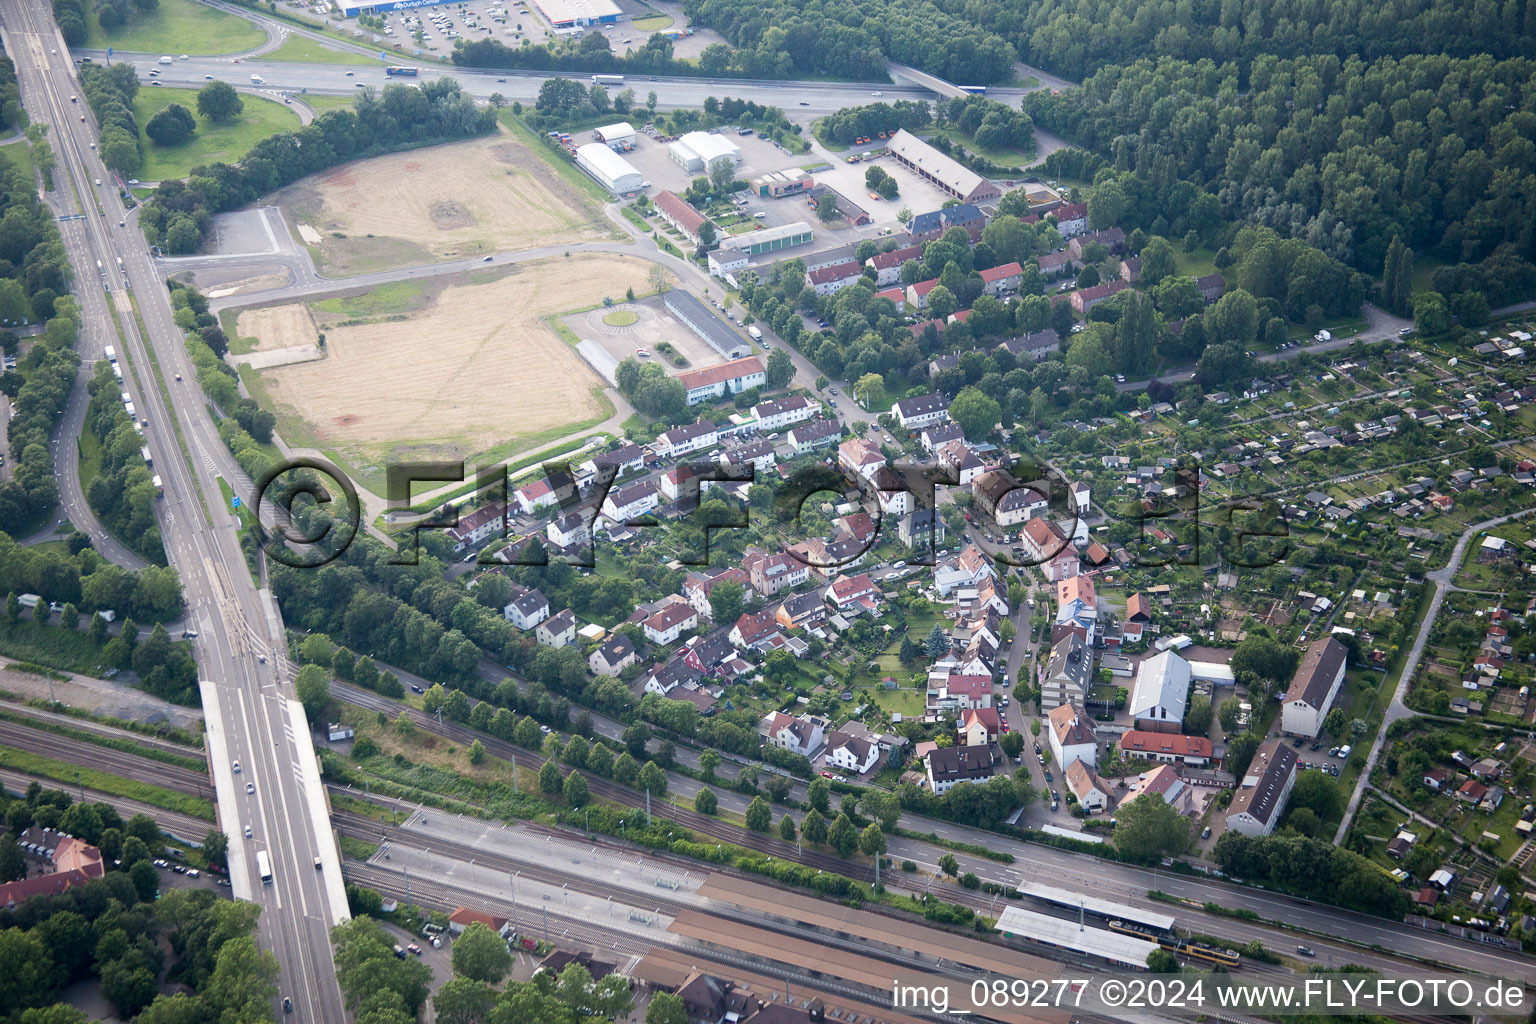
[158,56,173,65]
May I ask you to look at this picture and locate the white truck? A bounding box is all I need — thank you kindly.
[158,55,173,65]
[250,74,265,85]
[747,325,763,341]
[104,344,117,362]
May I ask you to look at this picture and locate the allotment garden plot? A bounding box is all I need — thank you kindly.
[240,255,654,490]
[274,128,615,274]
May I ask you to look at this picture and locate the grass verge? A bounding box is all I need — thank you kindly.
[84,0,265,53]
[262,35,389,66]
[0,708,205,772]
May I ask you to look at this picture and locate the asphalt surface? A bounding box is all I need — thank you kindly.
[0,8,347,1021]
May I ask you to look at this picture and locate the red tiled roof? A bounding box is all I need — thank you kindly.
[679,356,764,393]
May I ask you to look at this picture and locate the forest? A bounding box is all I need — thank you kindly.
[1026,54,1536,276]
[137,80,495,253]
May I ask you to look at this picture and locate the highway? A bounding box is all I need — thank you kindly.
[81,51,1041,117]
[0,4,348,1020]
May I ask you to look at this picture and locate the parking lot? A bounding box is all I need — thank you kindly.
[563,293,734,375]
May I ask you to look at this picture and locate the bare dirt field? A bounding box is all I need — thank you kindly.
[235,304,317,352]
[244,255,654,489]
[274,128,617,274]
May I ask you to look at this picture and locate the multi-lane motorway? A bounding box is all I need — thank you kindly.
[0,3,347,1019]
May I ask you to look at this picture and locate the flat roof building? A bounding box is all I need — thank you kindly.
[887,129,1000,205]
[575,143,643,194]
[532,0,622,26]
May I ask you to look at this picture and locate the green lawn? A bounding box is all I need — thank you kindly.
[0,141,35,185]
[928,126,1032,168]
[84,0,265,54]
[303,93,361,115]
[313,279,430,318]
[132,88,301,181]
[1172,247,1220,279]
[262,35,387,66]
[630,13,674,30]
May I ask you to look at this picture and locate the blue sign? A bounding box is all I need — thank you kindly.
[380,50,387,58]
[107,47,112,56]
[231,495,242,509]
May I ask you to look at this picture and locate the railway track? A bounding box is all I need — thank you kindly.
[0,718,211,795]
[0,700,205,762]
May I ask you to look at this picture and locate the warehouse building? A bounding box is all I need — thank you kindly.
[533,0,622,26]
[575,143,643,195]
[887,129,1000,204]
[593,122,636,151]
[668,131,742,173]
[731,221,813,257]
[664,290,752,360]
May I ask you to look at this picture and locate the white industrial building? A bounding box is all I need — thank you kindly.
[668,131,742,174]
[575,143,644,194]
[593,122,636,151]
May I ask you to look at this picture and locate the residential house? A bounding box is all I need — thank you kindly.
[826,573,880,614]
[891,393,951,432]
[1065,227,1125,261]
[838,437,886,481]
[1121,764,1190,814]
[1070,279,1129,314]
[680,358,766,406]
[503,588,550,630]
[1051,203,1089,236]
[602,481,660,526]
[644,603,699,646]
[514,473,577,515]
[776,590,827,631]
[1123,592,1151,643]
[1020,516,1069,565]
[445,502,507,552]
[653,190,708,245]
[933,543,994,597]
[1197,273,1226,303]
[1282,637,1348,738]
[1055,574,1098,643]
[1224,739,1299,836]
[1118,730,1212,767]
[589,634,638,677]
[807,260,866,296]
[925,745,995,794]
[897,507,946,549]
[866,243,923,286]
[787,418,841,453]
[1047,701,1098,769]
[1066,759,1112,814]
[1036,251,1072,278]
[824,730,881,775]
[995,329,1061,361]
[959,706,1001,746]
[546,512,591,551]
[921,421,965,453]
[684,567,754,620]
[753,395,816,431]
[928,672,994,714]
[1041,632,1094,711]
[980,261,1023,295]
[749,551,809,596]
[760,711,826,757]
[654,420,720,458]
[536,608,577,649]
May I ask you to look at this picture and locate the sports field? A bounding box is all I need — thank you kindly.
[243,255,653,489]
[275,128,616,274]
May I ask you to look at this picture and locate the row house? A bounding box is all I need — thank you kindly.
[891,392,951,431]
[654,420,719,458]
[980,261,1023,295]
[866,243,923,286]
[446,502,507,552]
[753,395,816,431]
[1071,279,1128,315]
[874,286,908,310]
[578,442,645,485]
[777,590,828,631]
[720,440,777,475]
[995,329,1060,361]
[838,437,887,482]
[1036,251,1072,278]
[906,278,942,310]
[787,417,841,453]
[1118,730,1213,767]
[807,260,865,296]
[1051,202,1089,237]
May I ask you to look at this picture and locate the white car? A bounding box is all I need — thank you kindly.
[244,825,253,838]
[245,782,255,794]
[233,760,241,773]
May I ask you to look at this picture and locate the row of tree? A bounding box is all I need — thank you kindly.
[83,363,166,563]
[0,294,81,536]
[140,80,496,254]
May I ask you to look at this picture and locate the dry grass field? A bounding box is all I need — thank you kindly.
[243,255,653,490]
[235,304,317,352]
[275,128,616,274]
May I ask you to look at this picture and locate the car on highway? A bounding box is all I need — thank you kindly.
[233,760,240,773]
[283,997,292,1014]
[1296,946,1315,957]
[182,629,198,638]
[410,684,424,693]
[244,825,252,837]
[245,782,254,794]
[872,91,883,96]
[93,178,100,185]
[345,71,354,76]
[482,255,493,261]
[204,75,213,80]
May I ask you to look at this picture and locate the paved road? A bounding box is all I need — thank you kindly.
[1334,507,1536,844]
[1,9,348,1021]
